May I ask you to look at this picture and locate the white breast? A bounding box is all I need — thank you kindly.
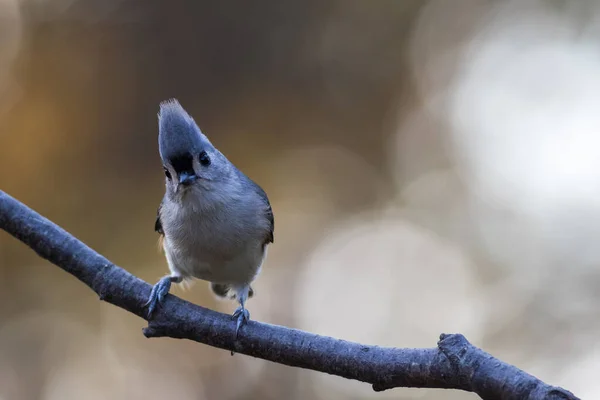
[160,189,268,285]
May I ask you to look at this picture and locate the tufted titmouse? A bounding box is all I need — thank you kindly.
[144,99,274,337]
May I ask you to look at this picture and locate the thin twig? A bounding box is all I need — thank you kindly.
[0,190,579,400]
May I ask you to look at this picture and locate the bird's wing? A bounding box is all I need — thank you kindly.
[263,199,274,244]
[154,198,164,235]
[250,180,274,245]
[155,198,165,250]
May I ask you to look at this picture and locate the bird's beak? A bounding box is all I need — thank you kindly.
[178,171,198,187]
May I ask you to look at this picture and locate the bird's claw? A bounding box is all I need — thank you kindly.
[232,306,250,339]
[144,276,173,318]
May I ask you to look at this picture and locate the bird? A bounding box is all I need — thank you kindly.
[144,98,274,338]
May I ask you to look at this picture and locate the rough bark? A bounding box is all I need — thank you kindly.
[0,190,579,400]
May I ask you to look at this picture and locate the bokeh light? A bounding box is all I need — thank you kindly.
[0,0,597,398]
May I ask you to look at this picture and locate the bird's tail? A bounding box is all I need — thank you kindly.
[209,283,254,300]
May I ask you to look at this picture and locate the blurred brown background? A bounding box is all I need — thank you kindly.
[1,0,599,399]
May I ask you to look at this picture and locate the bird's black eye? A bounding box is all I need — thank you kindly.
[199,151,211,166]
[163,167,172,180]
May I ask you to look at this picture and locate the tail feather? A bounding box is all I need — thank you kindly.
[209,283,254,299]
[210,283,231,298]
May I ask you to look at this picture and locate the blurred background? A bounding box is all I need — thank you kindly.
[0,0,599,398]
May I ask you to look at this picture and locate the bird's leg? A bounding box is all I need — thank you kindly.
[232,306,250,338]
[144,274,182,318]
[231,285,251,339]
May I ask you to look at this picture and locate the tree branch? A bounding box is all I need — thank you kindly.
[0,190,578,400]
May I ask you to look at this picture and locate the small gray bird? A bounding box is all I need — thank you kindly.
[145,99,274,337]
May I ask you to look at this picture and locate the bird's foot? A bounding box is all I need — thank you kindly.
[232,306,250,339]
[144,275,177,318]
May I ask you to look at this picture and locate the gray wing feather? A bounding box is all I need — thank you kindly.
[253,182,274,244]
[154,198,164,235]
[238,171,274,245]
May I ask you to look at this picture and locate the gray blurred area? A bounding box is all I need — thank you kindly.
[1,0,600,398]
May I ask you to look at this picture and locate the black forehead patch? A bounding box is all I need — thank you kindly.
[169,153,194,174]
